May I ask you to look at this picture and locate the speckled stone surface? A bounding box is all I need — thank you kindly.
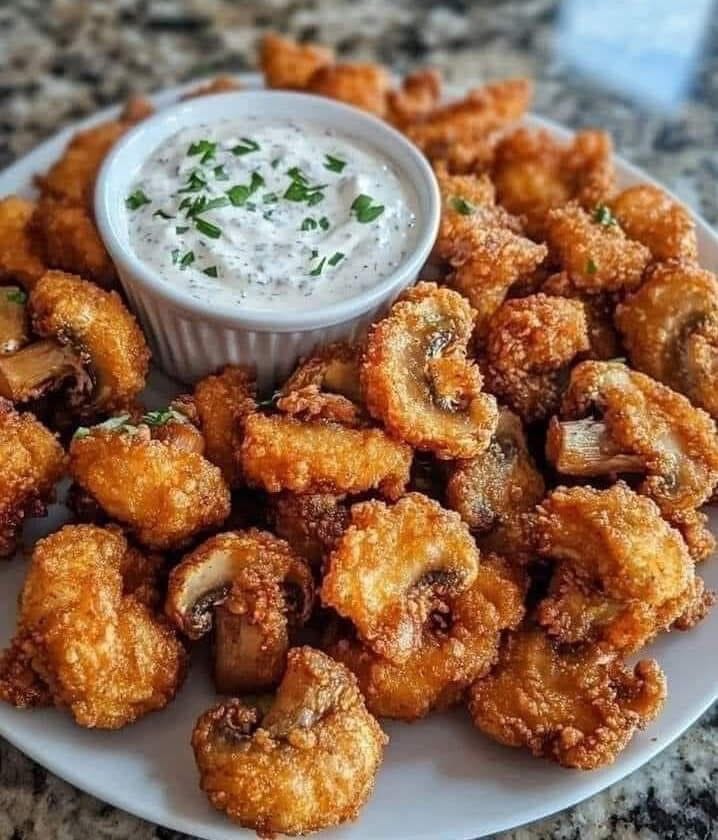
[0,2,717,839]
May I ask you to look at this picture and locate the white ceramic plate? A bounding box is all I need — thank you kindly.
[1,74,717,840]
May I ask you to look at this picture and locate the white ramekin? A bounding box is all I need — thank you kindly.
[95,90,440,387]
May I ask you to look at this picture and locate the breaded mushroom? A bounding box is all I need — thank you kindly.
[260,32,334,91]
[307,63,392,117]
[0,197,46,290]
[0,524,185,727]
[328,555,526,720]
[267,492,349,571]
[241,412,412,500]
[483,294,590,422]
[192,646,387,836]
[69,416,230,550]
[468,626,666,769]
[0,399,65,557]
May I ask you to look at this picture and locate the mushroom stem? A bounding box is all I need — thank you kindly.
[546,417,645,476]
[0,339,81,402]
[0,287,29,355]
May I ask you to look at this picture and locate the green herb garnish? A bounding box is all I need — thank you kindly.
[593,205,618,226]
[195,218,222,239]
[188,139,217,164]
[309,257,326,276]
[180,250,195,269]
[177,170,207,193]
[126,189,151,210]
[176,225,189,234]
[324,154,347,173]
[213,164,229,181]
[271,157,281,169]
[319,216,330,231]
[328,251,345,266]
[262,192,279,204]
[227,172,265,206]
[203,266,219,277]
[284,168,326,205]
[231,137,260,156]
[301,217,317,231]
[142,408,186,426]
[171,248,181,264]
[5,289,26,305]
[73,427,90,440]
[586,258,598,275]
[182,195,230,218]
[153,208,174,219]
[449,196,476,216]
[351,193,384,223]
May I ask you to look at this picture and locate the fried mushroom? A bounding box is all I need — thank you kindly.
[328,555,526,720]
[240,412,412,499]
[0,399,65,557]
[69,416,230,550]
[545,361,718,522]
[615,261,718,420]
[483,294,590,422]
[0,524,185,727]
[533,483,710,652]
[167,530,313,693]
[306,63,391,117]
[321,493,479,663]
[0,271,150,415]
[361,282,498,459]
[192,646,387,836]
[267,492,349,571]
[468,626,666,769]
[260,33,334,91]
[0,197,46,290]
[445,408,545,557]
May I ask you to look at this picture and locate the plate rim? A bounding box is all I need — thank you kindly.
[0,71,716,840]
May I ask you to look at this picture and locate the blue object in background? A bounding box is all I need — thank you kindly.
[557,0,714,109]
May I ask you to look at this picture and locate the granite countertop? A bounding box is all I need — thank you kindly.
[1,1,717,838]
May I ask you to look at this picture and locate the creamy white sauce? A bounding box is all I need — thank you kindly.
[126,119,419,310]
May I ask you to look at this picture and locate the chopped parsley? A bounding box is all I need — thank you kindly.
[301,217,317,231]
[319,216,330,231]
[5,289,26,305]
[176,225,189,234]
[284,167,326,205]
[309,257,326,276]
[450,196,476,216]
[177,170,207,193]
[593,204,618,226]
[271,157,281,169]
[181,195,229,218]
[328,251,345,266]
[203,266,219,277]
[142,408,186,426]
[179,250,195,269]
[231,137,260,156]
[213,164,229,181]
[351,193,384,223]
[195,217,222,239]
[153,208,174,219]
[324,154,347,173]
[171,248,181,264]
[187,139,217,164]
[227,171,265,206]
[126,189,151,210]
[586,258,598,275]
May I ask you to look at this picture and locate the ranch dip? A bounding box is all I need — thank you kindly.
[125,119,419,310]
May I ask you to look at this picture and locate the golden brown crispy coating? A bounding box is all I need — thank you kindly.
[541,270,622,361]
[533,483,708,652]
[167,530,313,694]
[484,294,590,422]
[240,412,412,499]
[0,399,65,557]
[277,385,362,427]
[28,270,150,414]
[492,128,616,239]
[406,79,532,169]
[387,68,443,128]
[0,525,185,727]
[328,555,526,720]
[468,626,666,769]
[545,203,650,295]
[267,492,349,570]
[181,76,241,99]
[435,167,547,335]
[69,423,230,550]
[615,261,718,419]
[307,63,391,117]
[445,408,544,557]
[282,342,362,404]
[546,361,718,520]
[0,197,46,290]
[361,282,498,459]
[321,493,479,663]
[30,196,117,289]
[609,185,698,263]
[261,32,335,90]
[177,366,256,488]
[192,646,387,836]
